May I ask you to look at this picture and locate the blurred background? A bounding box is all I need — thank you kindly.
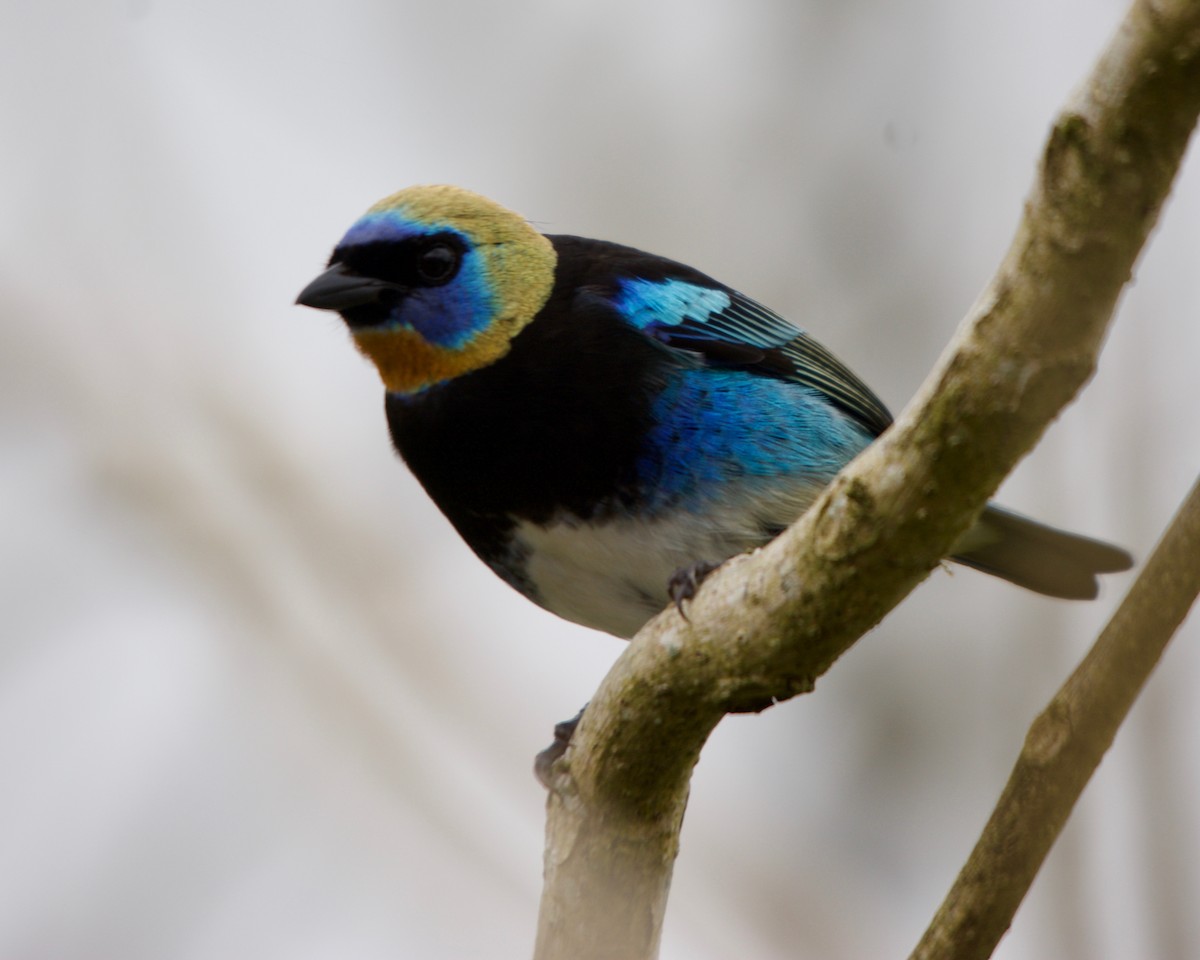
[2,0,1198,957]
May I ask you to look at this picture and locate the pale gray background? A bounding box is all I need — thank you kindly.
[3,1,1198,958]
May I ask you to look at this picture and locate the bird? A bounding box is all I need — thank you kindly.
[297,185,1133,640]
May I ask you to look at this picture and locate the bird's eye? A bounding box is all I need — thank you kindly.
[415,242,461,285]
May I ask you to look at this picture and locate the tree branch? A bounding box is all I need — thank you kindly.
[534,2,1200,957]
[911,473,1200,960]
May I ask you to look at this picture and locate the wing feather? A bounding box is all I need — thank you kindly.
[611,276,893,437]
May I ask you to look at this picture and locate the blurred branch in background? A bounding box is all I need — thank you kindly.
[535,0,1200,957]
[913,475,1200,960]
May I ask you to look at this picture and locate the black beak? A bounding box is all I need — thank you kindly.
[296,263,405,311]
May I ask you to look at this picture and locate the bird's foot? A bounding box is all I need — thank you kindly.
[534,706,586,788]
[667,560,722,620]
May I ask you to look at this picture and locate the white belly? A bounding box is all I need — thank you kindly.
[511,481,823,638]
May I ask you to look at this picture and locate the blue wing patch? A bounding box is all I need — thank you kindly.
[612,277,893,436]
[615,278,733,333]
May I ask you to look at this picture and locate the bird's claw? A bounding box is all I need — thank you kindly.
[534,706,586,788]
[667,560,722,620]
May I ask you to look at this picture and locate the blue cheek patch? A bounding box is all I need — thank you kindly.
[404,263,496,349]
[615,278,732,332]
[636,369,874,508]
[337,211,497,349]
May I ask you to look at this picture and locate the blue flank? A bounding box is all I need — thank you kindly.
[636,367,874,509]
[341,210,496,350]
[616,277,732,331]
[612,276,871,508]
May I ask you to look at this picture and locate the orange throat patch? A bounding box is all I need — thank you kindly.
[351,325,512,395]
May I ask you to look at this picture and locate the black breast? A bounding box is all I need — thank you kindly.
[385,236,670,562]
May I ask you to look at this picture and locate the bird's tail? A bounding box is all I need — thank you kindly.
[951,504,1133,600]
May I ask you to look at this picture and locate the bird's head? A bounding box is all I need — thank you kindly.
[297,185,556,395]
